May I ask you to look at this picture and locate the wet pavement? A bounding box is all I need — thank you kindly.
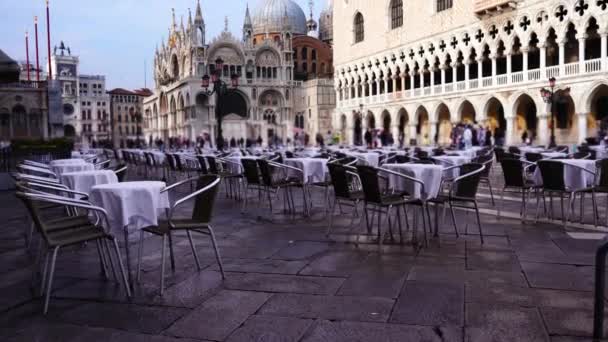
[1,169,607,342]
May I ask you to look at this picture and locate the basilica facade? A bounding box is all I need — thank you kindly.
[332,0,608,146]
[143,0,335,146]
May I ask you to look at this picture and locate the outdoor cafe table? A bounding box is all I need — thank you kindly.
[50,158,88,166]
[347,152,380,167]
[541,152,568,159]
[432,155,471,178]
[383,163,444,200]
[60,169,118,194]
[532,159,597,191]
[590,145,608,159]
[284,157,328,184]
[51,161,95,177]
[89,181,170,284]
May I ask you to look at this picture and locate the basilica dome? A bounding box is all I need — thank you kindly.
[252,0,308,35]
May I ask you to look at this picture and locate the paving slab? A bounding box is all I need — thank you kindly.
[164,290,271,341]
[259,293,394,322]
[225,273,345,295]
[226,315,313,342]
[465,303,549,342]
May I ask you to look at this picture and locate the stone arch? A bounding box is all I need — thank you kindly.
[583,82,608,138]
[381,109,391,131]
[396,107,409,144]
[64,124,76,137]
[512,93,538,143]
[221,90,249,118]
[484,97,507,137]
[353,111,363,145]
[553,88,577,143]
[365,110,376,129]
[415,105,430,145]
[456,99,476,123]
[435,103,452,145]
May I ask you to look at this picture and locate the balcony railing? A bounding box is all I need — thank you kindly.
[337,57,607,107]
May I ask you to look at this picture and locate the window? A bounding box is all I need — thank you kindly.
[437,0,453,12]
[354,13,364,43]
[301,47,308,60]
[390,0,403,29]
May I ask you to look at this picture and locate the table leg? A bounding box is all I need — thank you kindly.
[123,226,133,288]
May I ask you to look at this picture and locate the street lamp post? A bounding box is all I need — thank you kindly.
[540,77,570,148]
[201,57,239,150]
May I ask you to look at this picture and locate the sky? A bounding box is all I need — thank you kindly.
[0,0,325,90]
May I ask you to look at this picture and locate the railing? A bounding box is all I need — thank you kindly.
[433,85,442,94]
[414,88,421,96]
[546,65,560,79]
[456,81,466,91]
[482,76,493,87]
[564,62,579,76]
[585,58,602,73]
[0,80,47,89]
[469,79,479,89]
[444,83,453,92]
[423,87,431,96]
[528,69,541,82]
[496,74,508,85]
[511,71,524,83]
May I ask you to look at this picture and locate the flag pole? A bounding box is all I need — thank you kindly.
[46,0,52,80]
[34,16,40,82]
[25,31,31,81]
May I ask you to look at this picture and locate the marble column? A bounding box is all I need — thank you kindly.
[522,48,529,81]
[429,121,438,146]
[464,61,470,89]
[430,67,435,94]
[601,33,608,71]
[440,65,446,93]
[408,124,417,145]
[410,72,415,97]
[539,44,547,76]
[537,113,549,146]
[577,112,588,143]
[578,36,586,72]
[558,41,565,75]
[505,117,515,146]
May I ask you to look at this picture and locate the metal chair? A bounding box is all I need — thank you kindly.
[498,158,537,221]
[136,175,225,295]
[326,163,364,237]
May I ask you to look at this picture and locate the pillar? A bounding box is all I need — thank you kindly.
[578,35,586,72]
[430,68,435,94]
[452,64,457,86]
[505,117,516,146]
[391,124,400,146]
[506,53,512,80]
[558,41,565,75]
[410,72,415,97]
[392,76,397,94]
[401,74,407,95]
[477,57,483,80]
[408,123,417,145]
[537,114,549,146]
[601,33,607,71]
[440,65,446,93]
[539,44,547,75]
[429,121,437,146]
[577,112,588,143]
[491,54,497,78]
[464,61,470,89]
[522,48,529,81]
[419,71,424,90]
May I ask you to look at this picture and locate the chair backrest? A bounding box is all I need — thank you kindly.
[15,192,53,243]
[114,164,128,182]
[190,175,221,224]
[414,158,435,165]
[165,153,177,171]
[196,156,209,174]
[537,160,566,191]
[256,159,275,187]
[394,155,411,164]
[242,159,261,185]
[205,156,219,174]
[597,159,608,188]
[415,150,429,159]
[474,154,493,177]
[525,152,543,163]
[355,165,383,204]
[327,163,353,199]
[508,146,521,154]
[572,152,590,159]
[433,148,445,156]
[452,163,484,199]
[285,151,294,158]
[494,147,506,162]
[500,159,526,188]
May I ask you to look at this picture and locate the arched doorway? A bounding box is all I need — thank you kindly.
[353,112,363,145]
[485,97,506,139]
[458,100,476,124]
[366,111,376,129]
[436,103,451,145]
[588,84,608,138]
[415,106,430,145]
[397,108,408,146]
[513,94,537,144]
[553,89,576,143]
[64,124,76,137]
[381,110,391,145]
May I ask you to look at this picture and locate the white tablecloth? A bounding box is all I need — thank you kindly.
[384,163,444,200]
[590,146,608,159]
[433,156,471,178]
[533,159,596,191]
[51,162,95,177]
[519,146,546,154]
[61,170,118,194]
[541,152,568,159]
[285,158,328,184]
[89,181,170,234]
[50,159,87,166]
[348,152,380,167]
[446,149,478,158]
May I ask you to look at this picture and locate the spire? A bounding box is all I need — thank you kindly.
[306,0,318,37]
[243,3,252,28]
[224,16,229,32]
[171,8,176,28]
[188,8,193,28]
[180,15,185,33]
[194,0,203,23]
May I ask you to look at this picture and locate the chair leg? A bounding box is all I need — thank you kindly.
[497,188,505,219]
[136,230,144,282]
[487,180,495,206]
[103,239,119,282]
[187,231,202,270]
[396,205,404,244]
[376,210,383,246]
[167,231,176,272]
[95,240,108,279]
[445,202,458,238]
[110,238,132,298]
[208,226,226,279]
[564,193,574,230]
[43,246,60,314]
[387,206,395,242]
[421,204,429,247]
[40,251,49,296]
[592,191,598,228]
[473,202,484,244]
[159,235,167,296]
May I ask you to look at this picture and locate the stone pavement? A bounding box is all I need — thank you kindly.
[0,175,607,342]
